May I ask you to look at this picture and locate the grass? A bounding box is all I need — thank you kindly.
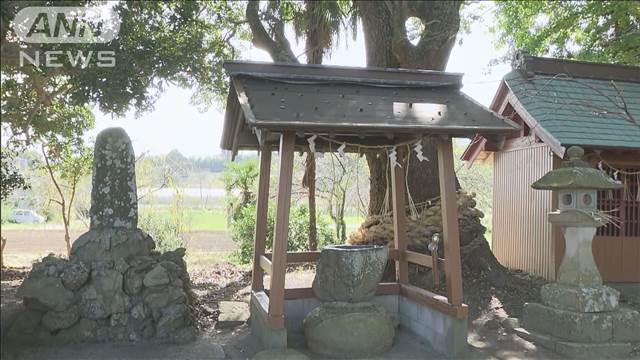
[2,207,365,233]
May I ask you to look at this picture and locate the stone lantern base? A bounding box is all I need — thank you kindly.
[516,285,640,358]
[540,282,620,312]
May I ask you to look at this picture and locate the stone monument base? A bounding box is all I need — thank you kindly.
[303,302,394,358]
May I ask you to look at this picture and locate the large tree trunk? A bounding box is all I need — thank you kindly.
[358,1,462,214]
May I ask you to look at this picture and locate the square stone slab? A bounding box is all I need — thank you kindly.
[514,327,631,359]
[541,283,619,312]
[522,302,613,342]
[216,301,250,329]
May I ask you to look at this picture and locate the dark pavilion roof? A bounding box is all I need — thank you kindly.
[221,61,519,154]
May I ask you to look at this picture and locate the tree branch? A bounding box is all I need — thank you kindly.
[245,0,298,63]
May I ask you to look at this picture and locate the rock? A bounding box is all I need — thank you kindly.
[114,258,129,274]
[124,261,154,296]
[60,262,89,290]
[160,248,187,268]
[71,228,155,264]
[304,302,394,357]
[144,286,187,319]
[42,306,80,331]
[143,265,170,287]
[7,309,43,338]
[253,349,310,360]
[156,304,190,339]
[170,326,196,343]
[501,317,520,331]
[541,283,619,312]
[57,318,98,342]
[17,276,74,312]
[216,301,250,329]
[312,245,388,302]
[130,303,149,320]
[80,268,129,319]
[612,307,640,342]
[89,127,138,230]
[109,312,130,327]
[485,318,501,330]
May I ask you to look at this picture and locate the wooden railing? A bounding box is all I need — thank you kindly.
[254,248,466,320]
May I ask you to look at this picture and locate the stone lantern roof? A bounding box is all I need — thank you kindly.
[531,146,623,190]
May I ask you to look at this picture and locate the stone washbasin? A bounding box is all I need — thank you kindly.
[312,244,388,303]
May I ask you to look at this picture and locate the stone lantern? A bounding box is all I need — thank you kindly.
[531,146,622,307]
[516,146,639,358]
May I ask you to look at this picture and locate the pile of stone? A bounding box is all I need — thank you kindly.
[7,128,195,344]
[347,192,485,254]
[304,245,395,358]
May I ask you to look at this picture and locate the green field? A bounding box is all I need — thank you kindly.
[1,207,365,232]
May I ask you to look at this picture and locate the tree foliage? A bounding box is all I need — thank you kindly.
[494,1,640,65]
[1,0,246,195]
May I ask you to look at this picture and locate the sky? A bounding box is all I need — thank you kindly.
[89,3,511,157]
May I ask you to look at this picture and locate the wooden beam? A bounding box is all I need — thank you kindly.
[252,147,272,291]
[403,250,445,269]
[400,284,468,319]
[264,251,321,263]
[259,255,273,275]
[252,290,284,328]
[390,147,409,284]
[268,132,296,322]
[283,283,401,300]
[437,137,464,306]
[286,251,321,263]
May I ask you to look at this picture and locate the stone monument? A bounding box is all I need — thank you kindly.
[304,245,395,357]
[9,128,195,344]
[516,146,640,358]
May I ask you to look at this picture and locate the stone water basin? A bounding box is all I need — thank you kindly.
[312,244,388,303]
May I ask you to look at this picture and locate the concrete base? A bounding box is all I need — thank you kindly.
[514,327,631,359]
[399,296,468,358]
[280,295,466,358]
[249,299,287,350]
[522,302,640,343]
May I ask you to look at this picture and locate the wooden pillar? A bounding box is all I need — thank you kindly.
[437,137,463,306]
[268,132,296,325]
[251,146,272,291]
[391,147,409,284]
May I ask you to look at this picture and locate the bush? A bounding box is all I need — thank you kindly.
[230,201,336,264]
[139,210,186,253]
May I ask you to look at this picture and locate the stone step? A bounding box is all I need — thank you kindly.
[514,327,631,359]
[216,301,250,329]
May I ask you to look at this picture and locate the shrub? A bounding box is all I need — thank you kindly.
[139,211,186,253]
[230,201,336,264]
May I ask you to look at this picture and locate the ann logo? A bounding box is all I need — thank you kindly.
[14,6,120,44]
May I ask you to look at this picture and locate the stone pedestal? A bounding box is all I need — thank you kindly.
[304,302,394,357]
[304,245,395,358]
[540,282,619,312]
